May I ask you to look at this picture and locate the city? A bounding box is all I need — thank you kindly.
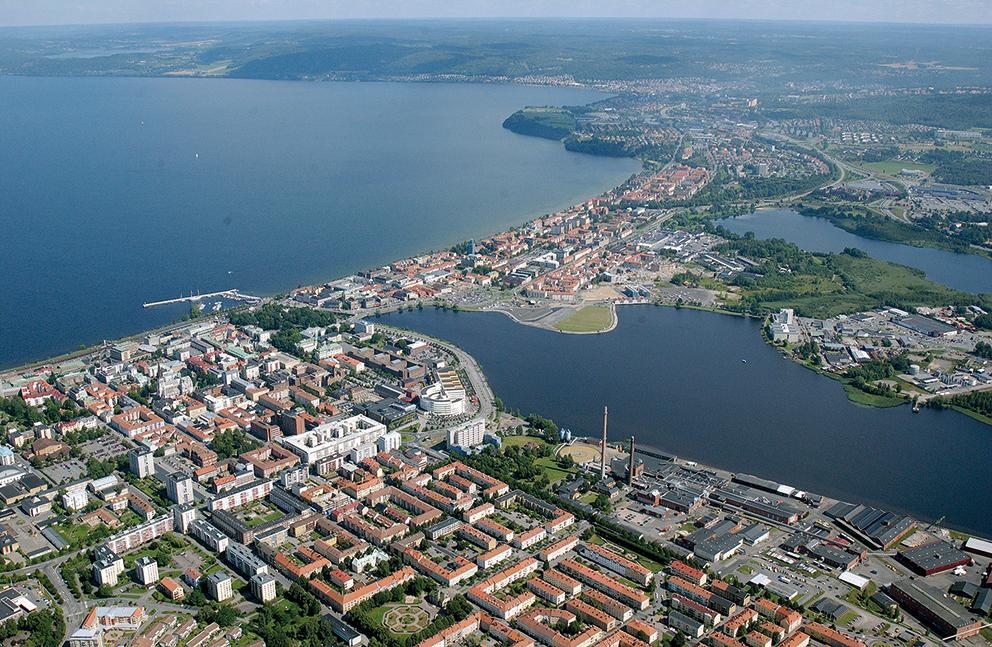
[0,305,990,647]
[0,4,991,647]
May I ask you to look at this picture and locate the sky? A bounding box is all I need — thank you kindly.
[0,0,990,27]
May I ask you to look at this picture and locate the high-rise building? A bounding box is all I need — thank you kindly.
[206,571,234,602]
[134,556,159,585]
[92,545,124,587]
[172,503,197,533]
[250,573,277,603]
[165,472,194,505]
[129,448,155,478]
[447,418,486,451]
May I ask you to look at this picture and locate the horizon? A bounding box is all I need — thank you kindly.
[1,0,990,29]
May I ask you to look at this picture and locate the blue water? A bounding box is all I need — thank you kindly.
[718,209,992,294]
[0,77,639,367]
[381,307,992,537]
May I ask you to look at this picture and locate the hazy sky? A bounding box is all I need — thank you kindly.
[1,0,990,27]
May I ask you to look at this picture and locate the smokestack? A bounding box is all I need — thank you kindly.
[628,436,635,486]
[600,406,608,480]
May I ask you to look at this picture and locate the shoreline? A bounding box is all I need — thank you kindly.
[381,307,989,536]
[391,303,991,425]
[562,433,987,539]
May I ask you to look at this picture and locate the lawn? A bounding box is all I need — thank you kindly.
[55,521,112,549]
[841,383,907,408]
[533,456,576,484]
[858,160,934,176]
[502,435,549,449]
[554,306,614,333]
[245,508,283,528]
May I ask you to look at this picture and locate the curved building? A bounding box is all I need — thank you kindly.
[419,383,467,416]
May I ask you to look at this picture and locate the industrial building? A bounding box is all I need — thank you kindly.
[888,578,982,640]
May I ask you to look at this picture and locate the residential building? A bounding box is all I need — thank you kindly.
[165,472,194,505]
[206,572,233,602]
[447,418,485,451]
[250,573,277,603]
[92,546,124,587]
[278,415,397,465]
[128,448,155,478]
[134,556,158,586]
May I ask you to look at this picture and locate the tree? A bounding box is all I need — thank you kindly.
[200,603,239,627]
[593,494,613,514]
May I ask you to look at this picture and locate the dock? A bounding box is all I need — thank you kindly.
[142,289,262,308]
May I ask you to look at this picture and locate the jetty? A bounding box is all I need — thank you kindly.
[142,289,262,308]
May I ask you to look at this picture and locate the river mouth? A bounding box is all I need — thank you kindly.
[381,306,992,537]
[716,208,992,294]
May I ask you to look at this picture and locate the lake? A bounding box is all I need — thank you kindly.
[717,209,992,294]
[0,77,639,368]
[381,306,992,537]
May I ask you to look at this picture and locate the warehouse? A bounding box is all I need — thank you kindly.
[895,315,957,337]
[896,541,972,576]
[888,579,982,640]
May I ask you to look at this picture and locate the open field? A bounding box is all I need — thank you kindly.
[502,435,549,449]
[534,456,577,484]
[553,306,614,333]
[857,160,934,176]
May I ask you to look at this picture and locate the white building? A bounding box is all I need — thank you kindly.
[134,556,159,586]
[172,503,197,534]
[68,628,104,647]
[189,519,229,553]
[280,466,309,489]
[206,571,234,602]
[165,472,194,505]
[104,516,172,554]
[278,415,395,465]
[128,449,155,479]
[92,546,124,587]
[63,482,89,512]
[447,418,486,451]
[418,383,467,416]
[770,308,801,344]
[226,541,268,579]
[251,572,277,603]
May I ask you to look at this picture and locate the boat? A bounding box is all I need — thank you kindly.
[741,359,747,364]
[212,302,222,312]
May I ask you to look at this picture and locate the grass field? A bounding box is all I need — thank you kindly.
[534,456,577,484]
[858,160,934,176]
[586,533,665,573]
[842,384,906,408]
[502,435,549,449]
[554,306,614,333]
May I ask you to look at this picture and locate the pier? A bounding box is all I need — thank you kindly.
[142,289,262,308]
